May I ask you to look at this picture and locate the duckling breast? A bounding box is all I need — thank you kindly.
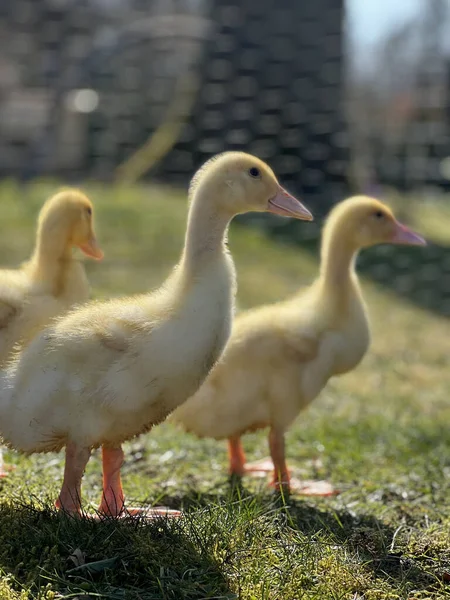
[330,302,371,376]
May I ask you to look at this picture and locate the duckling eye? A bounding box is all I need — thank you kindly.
[248,167,261,178]
[86,207,92,216]
[374,210,384,219]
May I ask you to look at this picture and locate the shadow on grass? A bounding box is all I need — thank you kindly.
[285,499,434,588]
[0,499,235,600]
[0,483,446,599]
[158,483,443,597]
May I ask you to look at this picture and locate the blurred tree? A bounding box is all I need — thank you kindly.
[348,0,450,195]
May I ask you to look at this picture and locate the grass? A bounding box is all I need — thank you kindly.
[0,180,448,599]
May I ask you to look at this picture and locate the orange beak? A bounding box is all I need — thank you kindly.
[268,187,313,221]
[78,236,104,260]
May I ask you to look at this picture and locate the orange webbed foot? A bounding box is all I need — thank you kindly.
[96,503,182,520]
[243,457,274,475]
[283,476,339,497]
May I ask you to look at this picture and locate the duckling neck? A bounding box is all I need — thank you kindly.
[181,199,231,276]
[30,229,73,285]
[318,232,359,297]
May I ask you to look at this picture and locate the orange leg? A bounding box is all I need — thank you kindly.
[99,445,125,516]
[55,442,91,514]
[243,428,337,496]
[98,445,182,519]
[268,428,290,491]
[229,435,283,477]
[269,429,337,497]
[228,436,246,476]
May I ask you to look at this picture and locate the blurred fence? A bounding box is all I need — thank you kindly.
[0,0,449,317]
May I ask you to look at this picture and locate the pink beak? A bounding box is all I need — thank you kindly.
[78,237,104,260]
[268,187,313,221]
[391,221,427,246]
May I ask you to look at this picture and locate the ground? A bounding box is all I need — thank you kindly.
[0,181,448,600]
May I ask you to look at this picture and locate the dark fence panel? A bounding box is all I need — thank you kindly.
[0,0,449,316]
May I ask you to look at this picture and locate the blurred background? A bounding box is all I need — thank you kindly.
[0,0,449,315]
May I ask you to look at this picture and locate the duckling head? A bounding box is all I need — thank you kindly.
[38,189,104,260]
[189,152,313,221]
[327,196,426,250]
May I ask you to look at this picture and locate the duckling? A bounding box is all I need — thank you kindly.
[0,152,313,517]
[0,188,103,360]
[171,196,426,494]
[0,188,103,476]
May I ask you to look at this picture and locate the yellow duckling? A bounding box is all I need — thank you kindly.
[0,188,103,476]
[0,152,312,516]
[171,196,426,494]
[0,188,103,361]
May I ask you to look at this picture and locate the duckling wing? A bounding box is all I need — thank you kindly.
[0,300,160,452]
[237,299,322,365]
[0,299,20,329]
[0,273,28,329]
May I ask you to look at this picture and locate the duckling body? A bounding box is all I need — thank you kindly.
[4,256,234,454]
[172,196,426,493]
[0,152,313,516]
[171,282,369,441]
[0,259,89,362]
